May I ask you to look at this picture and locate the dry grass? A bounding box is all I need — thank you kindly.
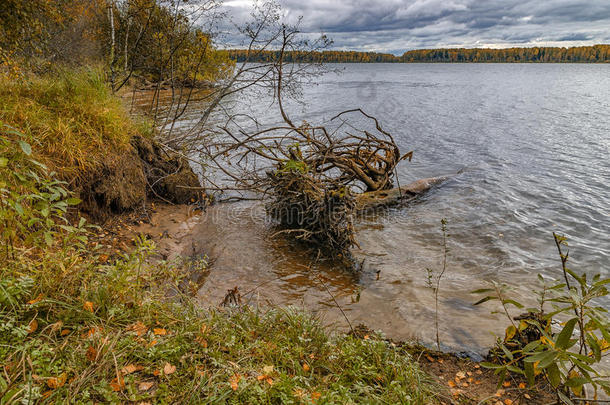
[0,67,151,182]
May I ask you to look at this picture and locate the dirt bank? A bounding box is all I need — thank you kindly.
[79,136,202,219]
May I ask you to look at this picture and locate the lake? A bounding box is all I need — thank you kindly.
[143,63,610,354]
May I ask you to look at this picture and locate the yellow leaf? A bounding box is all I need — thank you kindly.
[265,377,273,386]
[163,362,176,375]
[195,336,208,348]
[81,327,97,339]
[127,321,148,336]
[83,301,94,312]
[27,293,43,305]
[519,319,528,332]
[47,372,67,389]
[568,370,583,397]
[121,364,142,375]
[505,325,517,341]
[518,382,526,389]
[311,391,321,402]
[110,376,125,391]
[230,374,240,391]
[138,381,154,391]
[504,399,514,405]
[60,329,70,336]
[302,363,310,372]
[153,328,167,336]
[502,381,511,387]
[27,319,38,334]
[263,365,274,374]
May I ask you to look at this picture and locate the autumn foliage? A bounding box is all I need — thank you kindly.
[227,44,610,63]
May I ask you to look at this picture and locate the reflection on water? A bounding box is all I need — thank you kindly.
[140,64,609,354]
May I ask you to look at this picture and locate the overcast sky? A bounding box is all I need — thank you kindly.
[219,0,610,54]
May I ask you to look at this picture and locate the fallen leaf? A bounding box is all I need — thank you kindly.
[195,336,207,348]
[153,328,167,336]
[363,335,370,340]
[153,369,160,376]
[47,372,67,389]
[474,364,480,369]
[230,374,240,391]
[86,346,97,362]
[200,323,207,334]
[263,365,274,374]
[27,294,43,305]
[121,364,143,375]
[524,393,531,399]
[163,362,176,375]
[138,381,154,391]
[110,376,125,391]
[311,392,321,402]
[518,382,526,389]
[425,354,435,362]
[502,381,511,387]
[81,327,101,339]
[83,301,94,312]
[148,339,158,348]
[27,319,38,334]
[60,329,70,336]
[455,371,466,380]
[127,321,148,336]
[448,381,456,388]
[504,399,513,405]
[462,382,469,387]
[302,363,310,372]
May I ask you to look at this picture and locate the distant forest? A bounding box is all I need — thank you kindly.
[226,45,610,63]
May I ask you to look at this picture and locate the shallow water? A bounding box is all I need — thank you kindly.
[138,64,610,354]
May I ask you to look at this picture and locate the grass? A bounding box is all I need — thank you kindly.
[0,81,441,404]
[0,236,440,403]
[0,67,151,183]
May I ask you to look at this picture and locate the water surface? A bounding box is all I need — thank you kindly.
[143,64,610,354]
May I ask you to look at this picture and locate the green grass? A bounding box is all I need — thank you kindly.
[0,244,440,403]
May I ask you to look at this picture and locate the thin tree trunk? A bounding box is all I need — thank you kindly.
[108,1,116,91]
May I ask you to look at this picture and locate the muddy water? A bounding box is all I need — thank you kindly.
[130,64,610,356]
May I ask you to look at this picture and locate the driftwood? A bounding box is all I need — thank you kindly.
[355,176,449,211]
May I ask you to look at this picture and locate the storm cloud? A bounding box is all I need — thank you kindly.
[219,0,610,54]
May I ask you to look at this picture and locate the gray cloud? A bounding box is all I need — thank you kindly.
[218,0,610,54]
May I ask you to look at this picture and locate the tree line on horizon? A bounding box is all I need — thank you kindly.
[225,45,610,63]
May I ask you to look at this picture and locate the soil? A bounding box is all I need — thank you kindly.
[77,135,202,220]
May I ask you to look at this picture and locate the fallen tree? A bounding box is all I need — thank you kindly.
[199,26,422,261]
